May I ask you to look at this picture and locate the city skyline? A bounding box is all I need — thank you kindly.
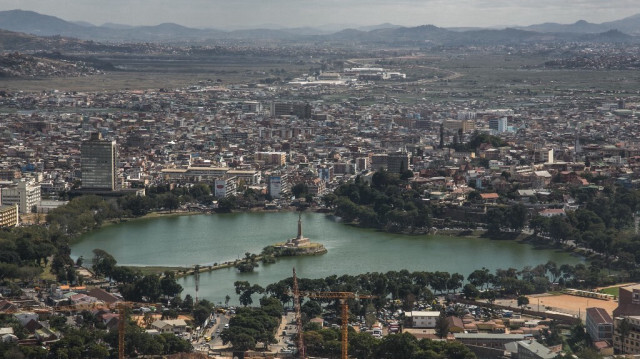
[0,0,638,30]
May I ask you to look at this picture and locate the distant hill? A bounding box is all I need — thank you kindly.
[356,23,402,32]
[0,52,101,78]
[0,9,639,45]
[0,10,86,36]
[520,14,640,35]
[0,29,75,51]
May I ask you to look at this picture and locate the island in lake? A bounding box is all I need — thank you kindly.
[268,213,327,256]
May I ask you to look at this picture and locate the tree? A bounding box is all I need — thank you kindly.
[376,333,418,359]
[517,295,529,313]
[291,183,309,199]
[435,311,449,339]
[91,249,117,278]
[447,273,464,293]
[506,203,527,231]
[462,284,480,300]
[160,271,183,299]
[160,193,180,213]
[617,317,632,354]
[234,281,264,307]
[467,267,492,290]
[182,295,194,312]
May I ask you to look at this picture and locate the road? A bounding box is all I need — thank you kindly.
[273,311,298,354]
[192,310,299,356]
[193,312,230,354]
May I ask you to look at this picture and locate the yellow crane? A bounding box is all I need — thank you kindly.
[292,268,375,359]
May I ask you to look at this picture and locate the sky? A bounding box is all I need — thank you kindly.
[0,0,639,30]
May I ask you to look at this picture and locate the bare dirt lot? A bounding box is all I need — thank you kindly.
[497,294,618,320]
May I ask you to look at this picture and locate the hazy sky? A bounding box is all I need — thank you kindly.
[1,0,638,29]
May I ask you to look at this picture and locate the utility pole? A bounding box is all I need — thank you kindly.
[194,264,200,304]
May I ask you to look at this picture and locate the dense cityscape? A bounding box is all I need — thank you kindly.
[3,5,640,359]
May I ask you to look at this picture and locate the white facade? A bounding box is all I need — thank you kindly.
[489,117,508,133]
[268,176,283,199]
[214,177,237,198]
[1,180,41,214]
[407,311,440,328]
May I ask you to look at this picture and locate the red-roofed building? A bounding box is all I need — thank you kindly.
[586,307,613,342]
[480,192,499,204]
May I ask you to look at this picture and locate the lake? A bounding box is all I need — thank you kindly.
[71,212,582,304]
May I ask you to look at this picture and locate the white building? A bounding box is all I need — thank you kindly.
[214,177,237,198]
[489,117,508,133]
[1,179,41,214]
[405,311,440,328]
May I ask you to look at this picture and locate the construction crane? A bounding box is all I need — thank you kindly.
[50,301,149,359]
[292,268,375,359]
[292,268,305,359]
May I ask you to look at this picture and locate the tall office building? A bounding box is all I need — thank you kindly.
[489,117,508,133]
[1,179,41,214]
[270,101,312,119]
[81,133,118,191]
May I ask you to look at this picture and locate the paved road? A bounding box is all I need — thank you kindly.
[193,313,230,354]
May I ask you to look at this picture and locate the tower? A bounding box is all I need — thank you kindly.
[574,124,582,161]
[81,133,118,191]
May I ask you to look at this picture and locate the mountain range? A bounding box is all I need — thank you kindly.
[0,9,639,45]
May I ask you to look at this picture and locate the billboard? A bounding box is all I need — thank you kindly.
[214,180,227,198]
[269,176,282,199]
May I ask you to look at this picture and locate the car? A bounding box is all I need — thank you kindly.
[215,329,220,334]
[224,323,229,329]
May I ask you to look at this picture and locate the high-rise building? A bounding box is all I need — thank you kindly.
[271,101,312,119]
[387,152,411,173]
[214,177,237,198]
[267,174,290,199]
[0,204,18,227]
[1,179,41,214]
[81,133,117,191]
[489,117,508,133]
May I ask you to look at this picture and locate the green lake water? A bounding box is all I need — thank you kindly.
[71,212,582,304]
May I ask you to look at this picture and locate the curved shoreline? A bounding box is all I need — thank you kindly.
[75,207,588,278]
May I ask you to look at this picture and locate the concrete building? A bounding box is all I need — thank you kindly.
[405,311,440,328]
[444,119,475,133]
[256,152,287,166]
[613,316,640,354]
[268,174,289,199]
[356,157,370,172]
[454,333,528,349]
[489,117,508,133]
[507,339,558,359]
[81,133,117,191]
[242,101,262,113]
[214,177,237,198]
[270,101,311,119]
[586,307,613,342]
[614,284,640,317]
[371,154,388,172]
[534,148,554,164]
[1,180,41,214]
[387,152,411,173]
[0,204,19,227]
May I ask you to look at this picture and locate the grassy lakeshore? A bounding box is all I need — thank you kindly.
[68,210,200,244]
